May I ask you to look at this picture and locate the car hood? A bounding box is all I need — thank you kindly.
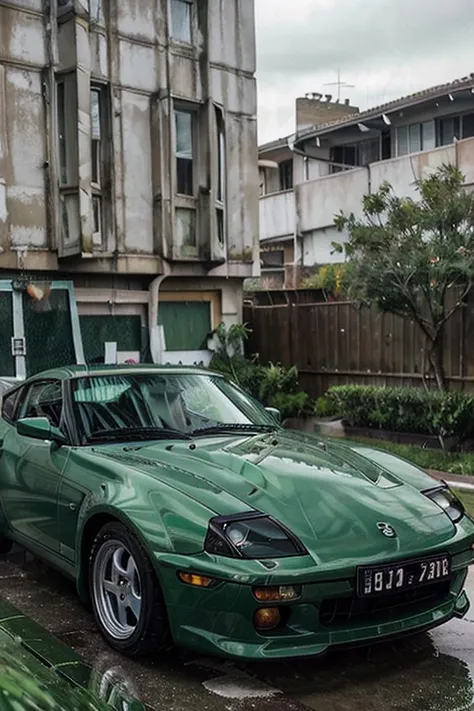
[95,430,455,565]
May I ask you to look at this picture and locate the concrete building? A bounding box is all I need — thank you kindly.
[259,76,474,288]
[0,0,258,379]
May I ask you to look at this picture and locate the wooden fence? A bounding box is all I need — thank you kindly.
[243,295,474,398]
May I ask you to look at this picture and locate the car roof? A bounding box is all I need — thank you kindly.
[25,364,221,382]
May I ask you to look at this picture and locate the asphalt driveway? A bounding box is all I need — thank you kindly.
[1,547,473,711]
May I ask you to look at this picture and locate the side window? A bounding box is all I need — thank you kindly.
[2,389,21,423]
[19,381,63,429]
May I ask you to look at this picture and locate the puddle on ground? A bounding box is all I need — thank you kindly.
[2,550,474,711]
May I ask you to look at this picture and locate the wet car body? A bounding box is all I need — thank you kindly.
[0,365,473,661]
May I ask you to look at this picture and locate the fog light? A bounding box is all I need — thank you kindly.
[178,572,215,588]
[254,607,281,630]
[253,585,301,602]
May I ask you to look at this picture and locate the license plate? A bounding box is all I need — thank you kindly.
[357,554,451,598]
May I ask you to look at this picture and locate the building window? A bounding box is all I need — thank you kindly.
[56,73,80,246]
[261,250,284,269]
[91,86,105,247]
[358,138,380,166]
[409,123,421,153]
[89,0,102,22]
[56,74,78,186]
[170,0,192,43]
[176,207,196,248]
[57,81,68,185]
[215,106,226,246]
[215,107,226,204]
[259,168,266,196]
[216,208,225,245]
[396,121,436,156]
[279,159,293,190]
[303,156,310,181]
[437,116,461,146]
[463,113,474,139]
[330,145,357,172]
[175,109,194,196]
[421,121,436,150]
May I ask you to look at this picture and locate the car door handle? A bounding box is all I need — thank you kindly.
[69,503,77,512]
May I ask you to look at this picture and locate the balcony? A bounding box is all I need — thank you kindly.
[259,189,295,242]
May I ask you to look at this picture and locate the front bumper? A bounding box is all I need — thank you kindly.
[157,543,474,661]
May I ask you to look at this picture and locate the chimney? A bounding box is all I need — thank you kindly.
[296,94,360,132]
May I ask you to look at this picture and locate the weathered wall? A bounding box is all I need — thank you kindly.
[259,137,474,267]
[259,190,295,241]
[296,167,367,233]
[0,2,48,258]
[296,97,359,132]
[0,0,258,278]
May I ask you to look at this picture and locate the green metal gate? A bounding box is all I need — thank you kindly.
[0,279,84,379]
[0,291,14,377]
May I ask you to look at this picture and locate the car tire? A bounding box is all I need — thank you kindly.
[0,537,13,556]
[89,521,169,657]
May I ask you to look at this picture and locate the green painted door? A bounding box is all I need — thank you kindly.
[158,301,211,351]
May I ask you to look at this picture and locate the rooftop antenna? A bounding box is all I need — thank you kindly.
[324,68,355,102]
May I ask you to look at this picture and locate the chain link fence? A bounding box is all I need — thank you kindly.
[23,289,76,376]
[0,292,14,377]
[80,315,143,364]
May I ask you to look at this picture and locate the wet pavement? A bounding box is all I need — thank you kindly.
[1,548,474,711]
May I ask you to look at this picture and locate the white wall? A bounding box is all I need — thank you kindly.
[302,226,346,266]
[297,167,368,232]
[260,136,474,266]
[259,190,295,241]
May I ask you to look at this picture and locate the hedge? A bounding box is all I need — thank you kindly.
[320,386,474,440]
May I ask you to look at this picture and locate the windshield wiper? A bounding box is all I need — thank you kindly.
[191,423,278,437]
[87,427,192,443]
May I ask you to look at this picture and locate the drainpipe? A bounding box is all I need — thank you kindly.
[149,263,171,364]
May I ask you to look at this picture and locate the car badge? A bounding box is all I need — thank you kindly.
[377,522,397,538]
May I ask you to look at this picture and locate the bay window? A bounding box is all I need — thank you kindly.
[175,109,194,196]
[170,0,192,44]
[91,86,105,247]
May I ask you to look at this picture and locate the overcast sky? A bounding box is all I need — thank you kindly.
[255,0,474,144]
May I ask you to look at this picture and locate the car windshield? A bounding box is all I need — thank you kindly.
[71,372,278,443]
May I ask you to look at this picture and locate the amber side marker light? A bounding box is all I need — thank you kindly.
[254,608,281,631]
[178,572,215,588]
[253,585,302,602]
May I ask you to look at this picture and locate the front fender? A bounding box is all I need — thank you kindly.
[75,488,214,602]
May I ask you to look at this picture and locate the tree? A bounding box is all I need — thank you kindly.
[332,165,474,390]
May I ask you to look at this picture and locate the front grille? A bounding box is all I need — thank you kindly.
[319,582,451,627]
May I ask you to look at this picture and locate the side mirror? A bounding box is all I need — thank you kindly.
[265,407,282,424]
[17,417,67,444]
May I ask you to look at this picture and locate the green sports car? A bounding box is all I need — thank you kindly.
[0,365,473,661]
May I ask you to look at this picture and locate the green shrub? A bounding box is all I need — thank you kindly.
[267,391,310,420]
[323,385,474,440]
[314,395,339,418]
[209,324,310,419]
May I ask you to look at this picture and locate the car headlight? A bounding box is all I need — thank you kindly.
[424,485,464,523]
[204,512,307,559]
